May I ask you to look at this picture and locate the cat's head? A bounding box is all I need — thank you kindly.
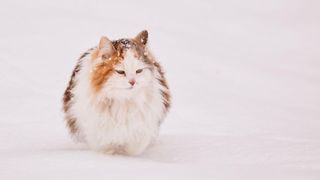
[90,30,156,99]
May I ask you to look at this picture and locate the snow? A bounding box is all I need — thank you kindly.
[1,0,320,179]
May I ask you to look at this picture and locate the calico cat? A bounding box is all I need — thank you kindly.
[63,30,171,155]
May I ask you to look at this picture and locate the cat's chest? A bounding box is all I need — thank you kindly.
[97,91,163,124]
[107,100,145,122]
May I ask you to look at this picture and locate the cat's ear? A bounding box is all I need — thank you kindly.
[98,36,115,57]
[134,30,148,46]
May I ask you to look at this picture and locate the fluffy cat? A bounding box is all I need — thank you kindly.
[63,30,171,155]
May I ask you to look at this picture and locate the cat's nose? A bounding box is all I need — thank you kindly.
[129,79,136,86]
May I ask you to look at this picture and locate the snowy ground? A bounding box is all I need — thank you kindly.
[1,0,320,179]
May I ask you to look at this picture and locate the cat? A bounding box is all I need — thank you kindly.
[63,30,171,155]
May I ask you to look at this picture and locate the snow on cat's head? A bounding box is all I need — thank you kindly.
[91,30,156,99]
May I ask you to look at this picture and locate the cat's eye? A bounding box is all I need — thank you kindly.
[136,69,143,74]
[115,70,125,75]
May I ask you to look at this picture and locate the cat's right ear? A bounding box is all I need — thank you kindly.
[134,30,148,46]
[98,36,115,57]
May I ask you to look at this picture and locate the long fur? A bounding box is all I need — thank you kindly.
[63,31,170,155]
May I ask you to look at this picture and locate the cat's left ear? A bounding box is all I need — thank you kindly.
[134,30,148,46]
[98,36,115,57]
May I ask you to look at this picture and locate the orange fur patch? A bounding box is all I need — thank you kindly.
[91,54,122,92]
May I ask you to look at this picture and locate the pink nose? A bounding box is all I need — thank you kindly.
[129,79,136,86]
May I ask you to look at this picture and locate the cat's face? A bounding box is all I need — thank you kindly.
[104,49,154,99]
[91,31,155,99]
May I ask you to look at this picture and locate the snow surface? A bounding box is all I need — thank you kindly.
[1,0,320,179]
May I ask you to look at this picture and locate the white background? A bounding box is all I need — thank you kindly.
[0,0,320,179]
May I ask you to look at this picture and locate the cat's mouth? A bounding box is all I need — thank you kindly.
[117,85,138,91]
[123,86,135,90]
[129,86,137,90]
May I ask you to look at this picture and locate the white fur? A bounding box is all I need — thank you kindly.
[69,49,166,155]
